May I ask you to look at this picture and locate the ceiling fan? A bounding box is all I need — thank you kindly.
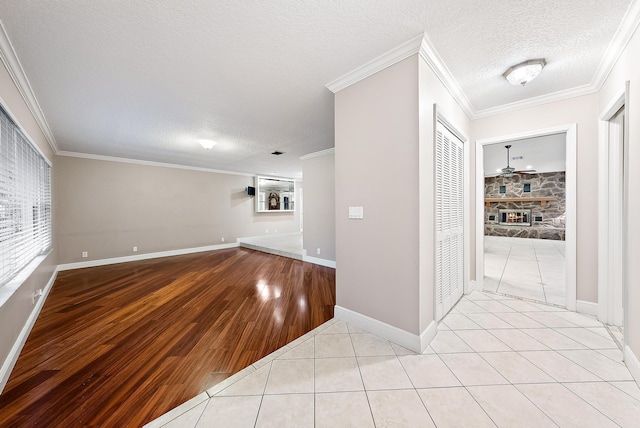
[495,145,536,178]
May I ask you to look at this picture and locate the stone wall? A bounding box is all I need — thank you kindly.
[484,172,566,240]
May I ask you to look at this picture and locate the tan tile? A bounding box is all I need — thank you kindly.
[277,338,315,359]
[487,329,548,351]
[196,396,261,428]
[439,353,508,386]
[368,389,435,427]
[517,383,618,428]
[566,382,640,426]
[418,387,495,428]
[455,330,511,352]
[264,359,314,394]
[315,334,355,358]
[216,364,271,396]
[163,400,207,428]
[315,357,364,392]
[255,394,314,428]
[430,331,473,353]
[350,333,395,356]
[398,354,460,388]
[315,392,374,428]
[357,356,413,390]
[559,349,633,381]
[467,385,556,428]
[519,351,600,382]
[478,352,554,384]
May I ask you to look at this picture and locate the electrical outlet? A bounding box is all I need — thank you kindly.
[82,251,88,258]
[133,246,138,252]
[266,229,269,233]
[317,248,321,255]
[221,237,225,242]
[32,291,37,304]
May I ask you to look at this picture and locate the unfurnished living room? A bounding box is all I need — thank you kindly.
[0,1,639,427]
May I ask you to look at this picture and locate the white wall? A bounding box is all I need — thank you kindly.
[471,93,599,303]
[598,24,640,366]
[302,151,335,262]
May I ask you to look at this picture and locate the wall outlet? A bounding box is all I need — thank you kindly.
[221,237,225,242]
[266,229,269,233]
[317,248,321,255]
[133,246,138,252]
[82,251,88,258]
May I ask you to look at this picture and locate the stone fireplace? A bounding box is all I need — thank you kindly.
[485,172,565,240]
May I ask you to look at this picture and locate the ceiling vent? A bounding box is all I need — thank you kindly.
[271,151,284,155]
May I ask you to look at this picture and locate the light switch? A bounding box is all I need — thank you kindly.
[349,206,364,219]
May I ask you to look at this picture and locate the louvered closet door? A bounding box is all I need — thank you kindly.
[435,122,464,321]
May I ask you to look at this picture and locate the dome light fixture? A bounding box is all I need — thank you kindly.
[199,139,216,149]
[503,59,546,86]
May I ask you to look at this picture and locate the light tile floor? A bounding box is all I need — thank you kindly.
[146,291,640,427]
[484,236,566,305]
[237,232,303,260]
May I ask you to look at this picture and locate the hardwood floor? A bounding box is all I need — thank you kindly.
[0,248,336,427]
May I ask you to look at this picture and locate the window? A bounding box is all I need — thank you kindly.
[0,105,52,287]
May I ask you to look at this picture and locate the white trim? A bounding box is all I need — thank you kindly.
[57,151,260,178]
[576,300,598,317]
[57,243,239,271]
[419,37,474,119]
[302,255,336,268]
[0,268,57,393]
[334,305,434,353]
[592,0,640,92]
[624,345,640,385]
[475,124,577,311]
[326,34,424,93]
[299,148,335,160]
[473,84,598,119]
[0,20,58,153]
[597,88,628,325]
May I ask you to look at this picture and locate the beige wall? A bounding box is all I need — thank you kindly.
[418,56,471,331]
[302,152,335,262]
[0,60,58,380]
[335,56,420,334]
[471,93,600,303]
[598,25,640,359]
[55,156,300,264]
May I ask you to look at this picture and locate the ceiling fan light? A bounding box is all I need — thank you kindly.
[503,59,546,86]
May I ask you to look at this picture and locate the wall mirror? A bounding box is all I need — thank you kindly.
[255,176,295,212]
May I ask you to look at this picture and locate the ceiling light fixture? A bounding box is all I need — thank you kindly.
[199,139,216,149]
[503,59,546,86]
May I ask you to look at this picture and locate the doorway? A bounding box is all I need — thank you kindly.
[598,84,629,348]
[475,125,577,311]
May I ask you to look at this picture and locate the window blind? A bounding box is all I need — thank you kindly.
[0,105,52,287]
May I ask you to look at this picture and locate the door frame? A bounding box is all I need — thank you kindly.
[475,124,577,311]
[598,82,630,331]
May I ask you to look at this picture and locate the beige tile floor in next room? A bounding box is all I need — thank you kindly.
[147,291,640,428]
[484,236,566,306]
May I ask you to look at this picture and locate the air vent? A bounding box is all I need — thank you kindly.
[271,151,284,155]
[512,155,523,160]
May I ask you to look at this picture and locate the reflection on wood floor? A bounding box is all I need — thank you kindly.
[0,248,336,427]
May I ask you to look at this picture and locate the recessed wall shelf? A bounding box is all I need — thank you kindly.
[484,197,558,208]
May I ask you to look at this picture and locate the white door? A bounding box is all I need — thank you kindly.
[435,122,464,321]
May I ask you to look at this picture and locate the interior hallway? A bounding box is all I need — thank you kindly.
[151,291,640,427]
[484,236,566,306]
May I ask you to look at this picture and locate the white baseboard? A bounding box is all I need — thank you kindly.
[57,243,240,271]
[0,268,58,393]
[624,346,640,386]
[576,300,598,317]
[334,305,433,353]
[302,255,336,268]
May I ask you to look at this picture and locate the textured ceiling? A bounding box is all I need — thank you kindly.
[0,1,634,177]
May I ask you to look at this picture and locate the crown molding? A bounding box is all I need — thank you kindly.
[56,151,256,177]
[418,35,475,119]
[472,83,599,119]
[591,0,640,92]
[0,20,59,153]
[325,34,424,93]
[300,147,335,160]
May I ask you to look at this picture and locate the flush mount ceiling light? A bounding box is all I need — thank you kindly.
[503,59,546,86]
[199,139,216,149]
